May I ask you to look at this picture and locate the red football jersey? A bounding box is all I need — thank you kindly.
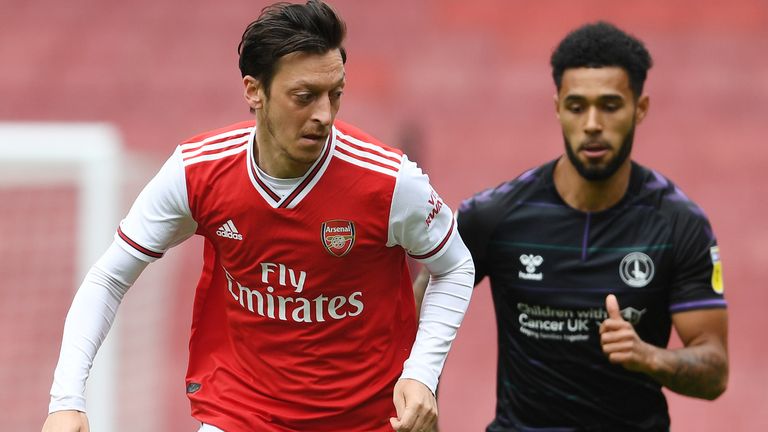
[115,120,455,431]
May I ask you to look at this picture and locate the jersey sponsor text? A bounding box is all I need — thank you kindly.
[224,263,364,323]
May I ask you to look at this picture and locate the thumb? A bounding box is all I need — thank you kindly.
[389,417,401,430]
[390,384,406,427]
[605,294,623,320]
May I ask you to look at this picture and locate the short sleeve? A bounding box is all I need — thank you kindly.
[669,209,727,313]
[388,156,456,263]
[115,147,198,262]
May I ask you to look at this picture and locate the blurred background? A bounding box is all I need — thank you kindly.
[1,0,767,430]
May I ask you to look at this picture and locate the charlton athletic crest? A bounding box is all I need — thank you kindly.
[322,220,356,257]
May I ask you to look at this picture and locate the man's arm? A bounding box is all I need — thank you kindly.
[42,243,149,431]
[386,155,475,431]
[43,147,195,431]
[600,294,728,400]
[400,236,474,389]
[406,266,448,432]
[393,237,474,432]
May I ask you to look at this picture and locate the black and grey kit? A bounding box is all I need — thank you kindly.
[458,160,727,432]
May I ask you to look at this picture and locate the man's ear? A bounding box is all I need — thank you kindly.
[635,94,649,124]
[243,76,264,110]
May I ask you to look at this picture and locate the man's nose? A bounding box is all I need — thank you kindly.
[312,96,333,126]
[584,107,602,134]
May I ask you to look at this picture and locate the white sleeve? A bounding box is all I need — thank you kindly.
[115,147,197,262]
[399,235,474,393]
[389,156,474,393]
[49,242,148,413]
[388,155,455,262]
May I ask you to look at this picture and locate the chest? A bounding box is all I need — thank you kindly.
[189,159,398,286]
[487,206,675,307]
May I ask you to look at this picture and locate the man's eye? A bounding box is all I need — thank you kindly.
[568,105,583,113]
[295,93,314,104]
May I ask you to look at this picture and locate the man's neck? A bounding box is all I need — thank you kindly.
[254,130,313,179]
[553,156,632,212]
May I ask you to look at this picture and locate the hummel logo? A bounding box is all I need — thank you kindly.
[216,219,243,241]
[518,254,543,281]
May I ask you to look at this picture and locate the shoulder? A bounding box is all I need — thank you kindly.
[629,164,717,253]
[459,162,550,218]
[331,119,404,179]
[333,119,403,155]
[178,120,254,168]
[633,164,712,226]
[181,120,255,146]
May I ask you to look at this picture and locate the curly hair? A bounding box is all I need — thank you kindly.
[550,22,653,98]
[238,1,347,96]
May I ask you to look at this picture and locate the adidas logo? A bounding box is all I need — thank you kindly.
[216,219,243,241]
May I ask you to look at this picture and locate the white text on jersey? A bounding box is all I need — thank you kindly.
[224,264,364,323]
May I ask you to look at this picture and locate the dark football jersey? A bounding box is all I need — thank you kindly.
[458,160,726,432]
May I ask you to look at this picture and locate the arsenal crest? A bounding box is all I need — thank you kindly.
[321,220,356,257]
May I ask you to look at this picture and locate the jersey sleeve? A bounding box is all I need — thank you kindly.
[49,242,148,413]
[387,156,456,262]
[668,206,727,313]
[400,238,474,393]
[115,147,197,262]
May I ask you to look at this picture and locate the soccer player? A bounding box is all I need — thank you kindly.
[41,2,474,431]
[416,22,728,431]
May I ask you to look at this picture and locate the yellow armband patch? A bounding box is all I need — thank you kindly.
[710,246,724,294]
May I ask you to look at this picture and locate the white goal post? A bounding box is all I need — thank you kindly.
[0,123,121,432]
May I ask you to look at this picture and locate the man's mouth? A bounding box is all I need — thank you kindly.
[580,141,610,158]
[302,132,327,142]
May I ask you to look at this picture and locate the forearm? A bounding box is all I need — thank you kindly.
[602,297,728,401]
[401,238,474,393]
[49,242,147,412]
[645,342,728,400]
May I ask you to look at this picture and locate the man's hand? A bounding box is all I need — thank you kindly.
[599,294,655,374]
[41,410,89,432]
[390,378,437,432]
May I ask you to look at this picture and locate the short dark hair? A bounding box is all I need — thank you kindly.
[550,22,653,98]
[238,0,347,96]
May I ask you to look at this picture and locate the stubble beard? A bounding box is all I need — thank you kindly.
[259,106,315,169]
[564,123,635,182]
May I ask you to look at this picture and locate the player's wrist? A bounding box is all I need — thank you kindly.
[397,374,436,395]
[640,342,668,377]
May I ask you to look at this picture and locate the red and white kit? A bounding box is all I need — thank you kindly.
[49,120,474,431]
